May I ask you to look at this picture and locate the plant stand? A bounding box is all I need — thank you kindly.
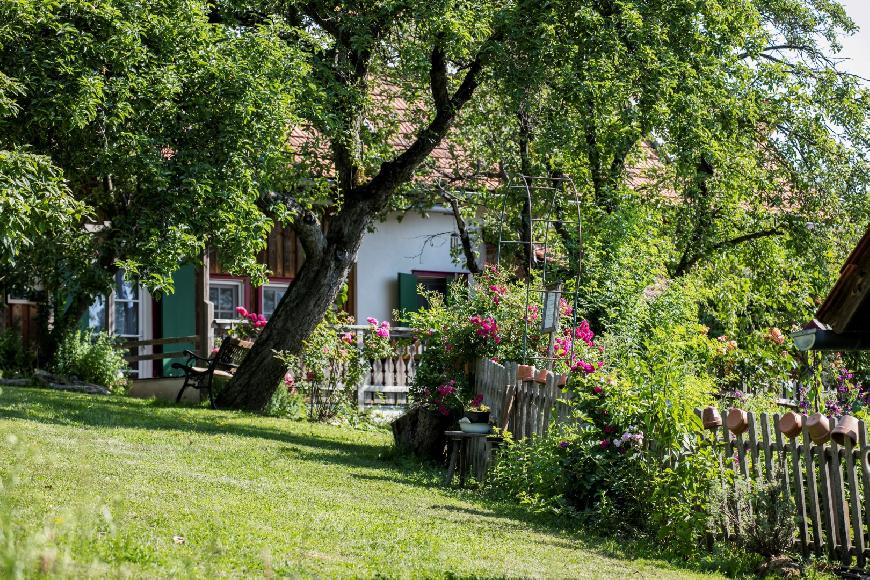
[444,431,503,487]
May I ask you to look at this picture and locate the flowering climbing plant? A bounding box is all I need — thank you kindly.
[415,379,464,416]
[362,317,396,360]
[229,306,268,340]
[402,264,610,412]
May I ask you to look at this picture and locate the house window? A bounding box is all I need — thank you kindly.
[209,281,243,321]
[86,272,151,379]
[262,285,287,319]
[88,296,108,332]
[113,273,140,339]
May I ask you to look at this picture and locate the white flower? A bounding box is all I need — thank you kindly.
[613,439,622,448]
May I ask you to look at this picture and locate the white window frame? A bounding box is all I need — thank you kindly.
[209,280,244,323]
[261,283,289,319]
[87,274,153,379]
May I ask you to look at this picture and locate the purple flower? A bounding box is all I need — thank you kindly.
[559,441,570,448]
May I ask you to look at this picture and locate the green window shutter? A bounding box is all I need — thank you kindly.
[397,272,418,315]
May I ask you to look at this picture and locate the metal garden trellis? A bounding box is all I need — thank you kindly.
[494,174,583,368]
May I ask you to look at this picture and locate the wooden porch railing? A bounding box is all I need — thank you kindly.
[120,335,200,364]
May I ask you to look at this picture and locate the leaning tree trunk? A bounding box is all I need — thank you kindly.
[214,239,358,411]
[218,41,487,411]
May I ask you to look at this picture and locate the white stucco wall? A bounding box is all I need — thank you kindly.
[354,209,472,323]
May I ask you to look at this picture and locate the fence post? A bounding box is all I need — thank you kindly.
[802,427,824,556]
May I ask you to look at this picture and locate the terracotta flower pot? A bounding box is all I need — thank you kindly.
[517,365,534,382]
[832,415,859,446]
[806,413,832,444]
[702,407,722,430]
[778,411,803,439]
[726,408,749,435]
[557,374,568,387]
[534,369,552,384]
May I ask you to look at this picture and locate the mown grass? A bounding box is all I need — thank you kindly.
[0,387,722,578]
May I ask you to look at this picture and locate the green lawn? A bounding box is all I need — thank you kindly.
[0,387,720,578]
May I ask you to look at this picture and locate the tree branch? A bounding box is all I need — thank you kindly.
[674,228,783,277]
[737,44,815,60]
[347,33,494,207]
[259,191,326,261]
[441,190,481,274]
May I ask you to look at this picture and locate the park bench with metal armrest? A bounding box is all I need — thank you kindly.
[172,337,253,408]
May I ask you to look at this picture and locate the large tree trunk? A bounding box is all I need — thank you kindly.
[214,236,358,410]
[218,39,489,411]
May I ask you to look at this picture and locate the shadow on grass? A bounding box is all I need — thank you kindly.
[0,387,388,466]
[0,387,743,576]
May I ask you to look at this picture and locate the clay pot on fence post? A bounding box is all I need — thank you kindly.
[517,365,534,382]
[534,369,552,384]
[832,414,859,446]
[557,374,568,387]
[702,407,722,430]
[778,411,803,439]
[726,408,749,435]
[806,413,832,444]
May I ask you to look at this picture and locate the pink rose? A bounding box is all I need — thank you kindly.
[235,306,248,317]
[366,317,378,325]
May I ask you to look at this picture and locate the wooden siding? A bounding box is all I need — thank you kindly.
[210,225,300,278]
[1,302,39,348]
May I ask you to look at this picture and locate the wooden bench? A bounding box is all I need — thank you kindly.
[171,337,253,408]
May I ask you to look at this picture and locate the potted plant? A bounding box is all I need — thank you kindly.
[535,368,552,384]
[464,393,490,424]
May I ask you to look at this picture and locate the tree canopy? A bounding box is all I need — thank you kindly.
[0,0,304,349]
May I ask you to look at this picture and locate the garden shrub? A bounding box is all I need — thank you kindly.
[277,310,395,422]
[263,382,306,419]
[486,428,578,516]
[51,330,127,392]
[0,329,34,376]
[709,465,797,559]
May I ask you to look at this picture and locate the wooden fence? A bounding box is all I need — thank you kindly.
[460,358,572,479]
[472,360,870,570]
[703,410,870,567]
[475,358,572,439]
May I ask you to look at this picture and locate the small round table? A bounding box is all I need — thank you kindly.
[444,430,503,487]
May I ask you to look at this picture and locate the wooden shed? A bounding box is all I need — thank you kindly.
[793,224,870,351]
